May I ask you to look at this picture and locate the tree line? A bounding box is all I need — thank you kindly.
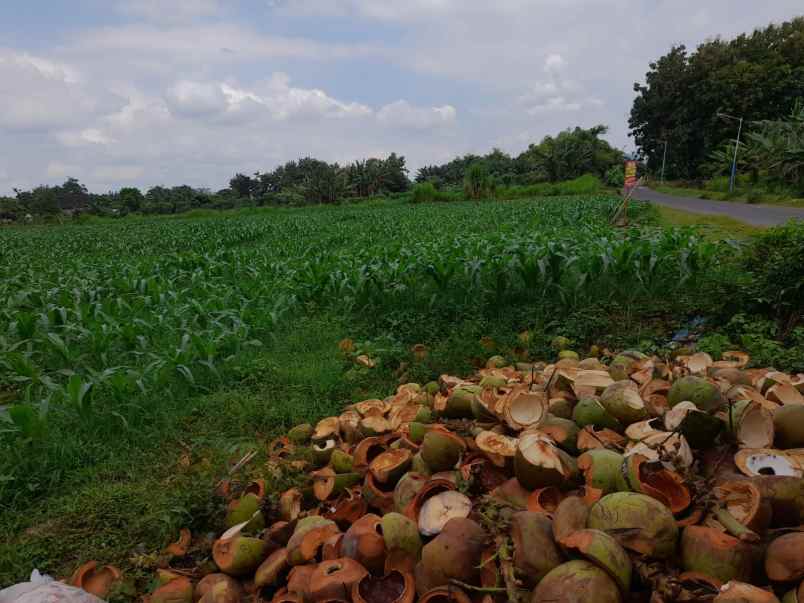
[0,126,625,221]
[415,125,624,189]
[630,16,804,192]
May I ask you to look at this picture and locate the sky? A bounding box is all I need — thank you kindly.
[0,1,802,194]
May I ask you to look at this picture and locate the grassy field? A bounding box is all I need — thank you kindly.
[0,194,774,589]
[653,182,804,208]
[653,205,764,240]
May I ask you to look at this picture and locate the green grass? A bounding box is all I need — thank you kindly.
[653,182,804,207]
[653,205,764,240]
[0,315,394,586]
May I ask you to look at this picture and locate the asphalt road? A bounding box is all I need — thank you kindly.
[633,186,804,227]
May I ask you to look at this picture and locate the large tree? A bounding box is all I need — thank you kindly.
[630,17,804,179]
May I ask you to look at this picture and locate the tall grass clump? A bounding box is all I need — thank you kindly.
[411,182,438,203]
[463,162,497,200]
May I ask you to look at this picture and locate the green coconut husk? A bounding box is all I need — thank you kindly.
[577,449,629,495]
[393,472,428,513]
[442,386,481,419]
[548,398,575,420]
[287,423,314,444]
[559,528,632,593]
[225,493,261,529]
[381,512,422,560]
[480,375,508,389]
[532,560,620,603]
[254,548,289,588]
[410,451,432,476]
[600,381,648,425]
[573,398,623,432]
[413,406,432,424]
[486,355,507,369]
[551,336,572,351]
[668,376,723,412]
[212,536,267,576]
[681,525,758,584]
[609,355,635,381]
[408,422,428,444]
[330,449,354,473]
[677,408,724,449]
[420,431,466,472]
[587,492,678,559]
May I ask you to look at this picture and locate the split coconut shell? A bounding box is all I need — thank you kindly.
[352,570,415,603]
[514,431,577,490]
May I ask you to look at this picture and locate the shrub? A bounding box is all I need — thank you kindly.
[745,189,763,204]
[555,174,602,195]
[411,182,438,204]
[740,220,804,330]
[605,165,625,188]
[463,163,496,200]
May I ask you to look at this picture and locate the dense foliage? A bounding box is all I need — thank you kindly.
[740,220,804,331]
[233,152,411,205]
[630,17,804,181]
[416,126,624,188]
[0,124,629,222]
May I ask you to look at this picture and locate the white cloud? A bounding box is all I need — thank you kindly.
[3,0,804,193]
[377,100,456,129]
[163,74,373,122]
[70,24,377,69]
[0,50,119,132]
[166,80,229,117]
[262,73,373,120]
[519,54,589,114]
[56,128,116,147]
[116,0,223,22]
[105,95,172,130]
[544,53,566,73]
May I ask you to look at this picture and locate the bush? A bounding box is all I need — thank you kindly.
[496,175,603,200]
[605,165,625,188]
[555,174,602,195]
[463,163,496,200]
[741,220,804,330]
[745,189,763,204]
[411,182,438,204]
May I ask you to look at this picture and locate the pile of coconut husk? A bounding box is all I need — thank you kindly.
[73,347,804,603]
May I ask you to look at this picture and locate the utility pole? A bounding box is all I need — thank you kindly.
[660,140,668,185]
[717,113,744,193]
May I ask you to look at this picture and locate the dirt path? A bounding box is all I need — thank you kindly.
[634,186,804,227]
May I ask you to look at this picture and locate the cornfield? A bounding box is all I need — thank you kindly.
[0,196,722,501]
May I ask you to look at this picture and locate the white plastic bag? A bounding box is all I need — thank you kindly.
[0,571,104,603]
